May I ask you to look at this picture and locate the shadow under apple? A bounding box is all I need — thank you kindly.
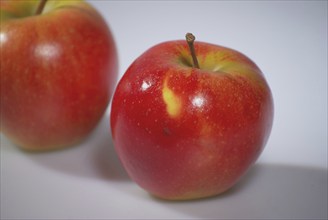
[150,163,327,219]
[24,113,130,182]
[10,117,328,219]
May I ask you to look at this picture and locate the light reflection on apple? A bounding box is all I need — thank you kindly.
[34,43,61,60]
[191,94,205,108]
[0,32,8,45]
[141,80,152,91]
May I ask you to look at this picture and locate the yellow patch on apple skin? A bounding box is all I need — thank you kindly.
[199,51,264,82]
[162,78,181,118]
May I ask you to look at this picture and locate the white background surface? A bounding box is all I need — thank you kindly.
[1,1,327,219]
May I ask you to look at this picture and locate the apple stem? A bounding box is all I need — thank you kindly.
[185,33,200,69]
[35,0,48,15]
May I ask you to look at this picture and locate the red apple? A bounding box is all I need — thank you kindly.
[110,33,273,200]
[0,0,118,150]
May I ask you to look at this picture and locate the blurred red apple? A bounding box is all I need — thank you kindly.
[110,33,273,200]
[0,0,118,150]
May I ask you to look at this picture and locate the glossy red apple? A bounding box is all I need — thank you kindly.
[0,0,118,150]
[110,33,273,200]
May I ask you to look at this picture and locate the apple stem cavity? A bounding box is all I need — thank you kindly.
[185,33,200,69]
[35,0,48,15]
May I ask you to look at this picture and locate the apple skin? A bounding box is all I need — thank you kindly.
[0,0,118,150]
[110,40,273,200]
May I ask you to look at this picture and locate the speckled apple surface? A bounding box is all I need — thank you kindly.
[110,40,274,200]
[1,0,327,219]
